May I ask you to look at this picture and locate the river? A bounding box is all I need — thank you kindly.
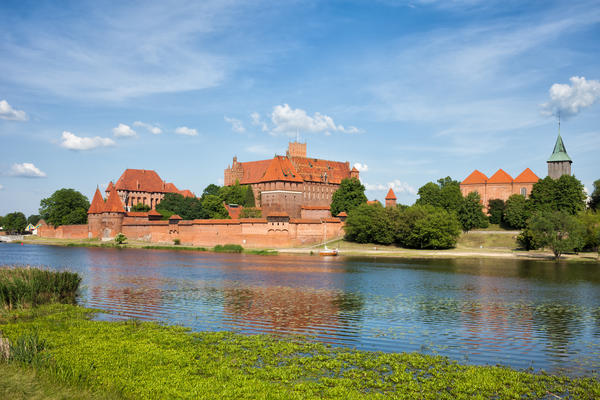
[1,243,599,376]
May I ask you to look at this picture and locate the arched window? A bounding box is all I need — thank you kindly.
[520,187,527,196]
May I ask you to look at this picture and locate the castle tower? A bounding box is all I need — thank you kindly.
[547,130,572,179]
[87,187,105,238]
[101,184,126,239]
[287,141,307,158]
[385,188,397,208]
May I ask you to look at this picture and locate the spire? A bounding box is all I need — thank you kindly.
[87,187,105,214]
[547,118,572,163]
[104,185,126,213]
[385,188,397,200]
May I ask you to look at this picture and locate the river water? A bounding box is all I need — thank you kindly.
[1,243,599,376]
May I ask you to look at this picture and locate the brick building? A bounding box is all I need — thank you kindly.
[105,169,195,211]
[224,142,359,218]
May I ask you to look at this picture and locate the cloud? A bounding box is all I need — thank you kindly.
[0,100,28,121]
[353,163,369,172]
[250,112,268,132]
[174,126,198,136]
[224,116,245,133]
[365,180,417,195]
[0,184,3,190]
[133,121,162,134]
[60,131,115,150]
[112,123,136,137]
[270,104,362,136]
[541,76,600,118]
[9,163,47,178]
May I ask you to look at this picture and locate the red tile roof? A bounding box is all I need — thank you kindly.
[106,181,114,192]
[168,214,182,220]
[367,200,380,205]
[148,209,162,216]
[88,188,105,214]
[112,169,183,194]
[125,212,149,217]
[224,204,243,219]
[236,159,273,184]
[487,169,513,184]
[514,168,540,183]
[385,188,397,200]
[178,189,196,198]
[290,156,350,184]
[337,211,348,217]
[266,211,290,217]
[300,205,330,210]
[104,185,126,213]
[260,156,304,183]
[462,170,488,185]
[164,182,178,192]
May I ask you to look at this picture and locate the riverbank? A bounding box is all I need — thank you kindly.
[16,233,600,262]
[1,303,599,399]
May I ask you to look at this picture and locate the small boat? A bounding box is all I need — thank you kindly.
[319,245,338,256]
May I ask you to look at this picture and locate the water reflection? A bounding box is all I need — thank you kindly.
[0,243,599,376]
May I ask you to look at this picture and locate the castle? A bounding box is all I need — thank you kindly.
[224,142,359,218]
[460,131,573,209]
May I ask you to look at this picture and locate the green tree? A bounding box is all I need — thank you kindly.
[3,212,27,234]
[416,182,442,208]
[131,203,151,212]
[331,178,367,216]
[504,194,529,229]
[528,175,586,215]
[202,184,221,198]
[409,207,461,249]
[243,185,256,207]
[344,202,394,245]
[0,215,3,229]
[240,207,262,218]
[416,177,463,214]
[589,179,600,211]
[487,199,505,225]
[219,182,246,205]
[580,211,600,252]
[157,193,206,220]
[39,189,90,227]
[27,214,41,226]
[457,192,488,231]
[527,211,585,260]
[114,233,127,245]
[202,195,230,219]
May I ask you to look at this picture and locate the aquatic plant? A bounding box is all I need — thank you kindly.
[0,267,81,309]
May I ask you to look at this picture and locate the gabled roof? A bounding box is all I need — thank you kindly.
[168,214,182,220]
[462,170,488,185]
[148,209,162,217]
[260,156,304,183]
[548,134,572,162]
[337,211,348,217]
[164,182,178,192]
[514,168,540,183]
[290,156,350,184]
[87,188,105,214]
[385,188,397,200]
[236,159,273,184]
[487,169,513,184]
[104,185,125,213]
[178,189,195,198]
[113,169,178,193]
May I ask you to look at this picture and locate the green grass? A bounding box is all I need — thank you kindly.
[244,249,278,255]
[457,232,519,249]
[0,268,81,309]
[141,245,209,252]
[1,304,598,399]
[213,244,244,253]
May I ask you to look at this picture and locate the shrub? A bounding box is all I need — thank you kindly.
[173,238,181,246]
[213,244,243,253]
[114,233,127,245]
[344,203,394,245]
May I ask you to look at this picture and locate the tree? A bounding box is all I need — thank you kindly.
[27,214,41,226]
[589,179,600,211]
[416,177,462,214]
[243,186,256,207]
[202,184,221,198]
[3,212,27,234]
[527,211,585,260]
[504,194,529,229]
[330,178,367,216]
[114,233,127,245]
[528,175,586,215]
[202,195,230,219]
[409,207,461,249]
[131,203,151,212]
[415,182,442,208]
[39,189,90,227]
[219,182,246,205]
[344,202,394,245]
[487,199,505,225]
[580,211,600,252]
[157,193,206,220]
[240,207,262,218]
[0,215,3,229]
[457,192,488,231]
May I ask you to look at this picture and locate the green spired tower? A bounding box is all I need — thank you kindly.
[547,119,572,179]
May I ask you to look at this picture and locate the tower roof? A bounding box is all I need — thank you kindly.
[487,169,513,184]
[260,156,304,183]
[104,185,125,213]
[385,188,397,200]
[87,188,105,214]
[514,168,540,183]
[547,134,572,163]
[462,170,488,185]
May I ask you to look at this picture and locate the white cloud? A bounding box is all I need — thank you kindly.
[270,104,362,136]
[365,180,417,195]
[133,121,162,134]
[9,163,47,178]
[112,123,136,137]
[224,116,245,133]
[541,76,600,118]
[174,126,198,136]
[0,184,4,190]
[0,100,27,121]
[250,112,268,132]
[353,163,369,172]
[60,131,115,151]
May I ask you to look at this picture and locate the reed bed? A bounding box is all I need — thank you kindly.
[0,267,81,309]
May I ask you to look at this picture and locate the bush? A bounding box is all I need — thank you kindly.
[240,207,262,218]
[525,211,585,260]
[131,203,151,212]
[173,238,181,246]
[344,203,394,245]
[114,233,127,245]
[398,205,461,249]
[213,244,243,253]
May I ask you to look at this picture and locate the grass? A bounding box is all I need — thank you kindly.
[141,245,209,252]
[0,267,81,309]
[213,244,244,253]
[457,232,519,249]
[0,304,598,399]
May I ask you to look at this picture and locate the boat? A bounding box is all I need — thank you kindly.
[319,245,338,256]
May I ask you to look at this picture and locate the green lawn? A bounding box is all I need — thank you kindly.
[1,304,598,399]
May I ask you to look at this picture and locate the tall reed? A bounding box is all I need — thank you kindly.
[0,267,81,309]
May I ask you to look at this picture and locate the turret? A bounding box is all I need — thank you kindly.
[385,188,397,208]
[547,132,572,179]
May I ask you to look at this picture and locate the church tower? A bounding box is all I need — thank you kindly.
[547,122,572,179]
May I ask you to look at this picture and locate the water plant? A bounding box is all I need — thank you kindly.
[0,267,81,309]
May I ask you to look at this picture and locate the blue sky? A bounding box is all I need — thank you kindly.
[1,0,599,216]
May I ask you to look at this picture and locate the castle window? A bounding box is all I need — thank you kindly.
[520,187,527,196]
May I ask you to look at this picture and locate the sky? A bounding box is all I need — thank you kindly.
[1,0,599,216]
